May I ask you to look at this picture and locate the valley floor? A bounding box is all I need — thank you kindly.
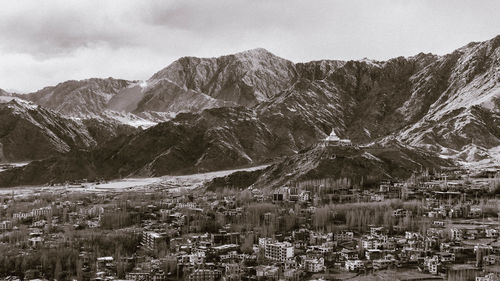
[0,164,269,197]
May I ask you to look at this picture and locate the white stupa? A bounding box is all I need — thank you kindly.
[322,129,352,147]
[325,129,340,142]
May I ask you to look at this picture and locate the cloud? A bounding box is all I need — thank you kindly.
[0,1,141,57]
[0,0,498,92]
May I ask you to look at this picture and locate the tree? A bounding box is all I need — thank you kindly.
[54,259,62,281]
[241,234,254,254]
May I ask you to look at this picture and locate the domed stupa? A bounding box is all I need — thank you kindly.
[321,129,352,147]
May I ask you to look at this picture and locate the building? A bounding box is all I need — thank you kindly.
[126,270,166,281]
[96,256,114,273]
[211,231,240,245]
[142,231,162,251]
[189,251,205,264]
[345,260,364,271]
[321,129,352,147]
[334,231,354,242]
[32,206,52,218]
[304,257,325,273]
[13,212,32,221]
[265,241,294,262]
[273,187,290,202]
[188,269,221,281]
[256,266,279,279]
[450,228,463,241]
[0,220,12,231]
[423,256,439,274]
[476,273,500,281]
[258,237,273,248]
[361,236,385,250]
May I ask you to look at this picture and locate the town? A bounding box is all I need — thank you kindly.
[0,160,499,281]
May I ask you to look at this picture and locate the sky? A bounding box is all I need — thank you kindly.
[0,0,499,93]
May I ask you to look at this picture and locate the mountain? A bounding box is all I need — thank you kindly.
[386,37,500,162]
[0,99,137,163]
[17,37,498,160]
[23,78,133,117]
[206,143,453,191]
[0,35,498,187]
[0,89,18,103]
[252,144,453,189]
[150,48,297,105]
[0,99,96,162]
[108,79,235,116]
[107,48,297,116]
[254,37,499,163]
[0,106,299,186]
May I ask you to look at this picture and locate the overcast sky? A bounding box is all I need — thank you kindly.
[0,0,499,93]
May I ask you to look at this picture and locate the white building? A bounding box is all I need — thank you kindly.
[345,260,364,271]
[189,251,205,264]
[32,206,52,218]
[424,256,439,274]
[304,257,325,273]
[265,241,294,262]
[142,231,162,250]
[13,212,32,220]
[0,220,12,230]
[259,237,274,248]
[450,228,463,241]
[334,231,354,242]
[486,228,499,238]
[321,129,352,147]
[476,273,500,281]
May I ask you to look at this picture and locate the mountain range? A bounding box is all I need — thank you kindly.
[0,35,498,187]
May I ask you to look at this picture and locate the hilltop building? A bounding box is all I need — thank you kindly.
[321,129,352,147]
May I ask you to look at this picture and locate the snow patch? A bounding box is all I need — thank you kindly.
[363,128,371,137]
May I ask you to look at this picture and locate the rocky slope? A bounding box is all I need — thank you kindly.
[385,37,500,162]
[0,99,137,163]
[150,48,297,106]
[110,79,236,115]
[0,99,96,162]
[252,144,453,190]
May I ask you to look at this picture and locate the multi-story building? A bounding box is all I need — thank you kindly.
[142,231,162,251]
[32,206,52,218]
[126,270,166,281]
[265,241,294,262]
[345,260,364,271]
[258,237,273,248]
[13,212,32,220]
[0,220,12,230]
[424,256,440,274]
[361,236,385,250]
[450,228,463,241]
[188,269,221,281]
[476,273,500,281]
[189,251,205,264]
[334,231,354,242]
[304,257,324,273]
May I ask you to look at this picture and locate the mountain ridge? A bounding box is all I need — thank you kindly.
[0,35,498,187]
